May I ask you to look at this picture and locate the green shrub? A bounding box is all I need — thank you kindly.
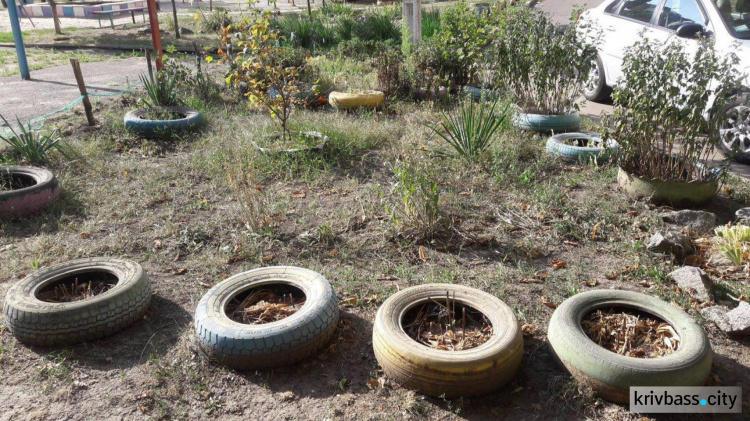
[421,8,441,38]
[0,116,74,165]
[196,9,233,33]
[485,7,596,114]
[319,3,354,18]
[427,97,509,161]
[433,2,492,87]
[334,16,356,41]
[354,11,401,42]
[140,71,181,107]
[275,14,336,49]
[384,159,443,239]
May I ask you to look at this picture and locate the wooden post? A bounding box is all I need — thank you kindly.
[70,59,96,126]
[145,49,153,79]
[402,0,421,46]
[306,0,312,18]
[146,0,164,70]
[170,0,180,39]
[49,0,62,35]
[209,0,212,12]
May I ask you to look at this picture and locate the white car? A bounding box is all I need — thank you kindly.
[579,0,750,162]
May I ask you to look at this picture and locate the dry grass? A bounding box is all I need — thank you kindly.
[226,288,306,324]
[581,309,680,358]
[404,293,492,351]
[36,277,113,303]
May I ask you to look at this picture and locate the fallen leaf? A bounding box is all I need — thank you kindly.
[340,296,357,307]
[171,268,187,275]
[605,272,618,280]
[153,239,163,249]
[366,379,379,390]
[591,221,603,239]
[262,253,276,261]
[199,281,211,288]
[80,232,89,239]
[254,185,263,191]
[563,240,579,247]
[520,278,542,284]
[291,190,307,198]
[541,296,559,309]
[418,246,426,262]
[584,279,599,287]
[328,249,338,257]
[551,258,567,270]
[529,249,542,259]
[637,280,651,288]
[459,191,472,196]
[521,324,538,336]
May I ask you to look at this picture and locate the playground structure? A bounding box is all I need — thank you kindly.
[18,0,148,19]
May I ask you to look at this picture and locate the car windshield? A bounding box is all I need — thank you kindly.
[713,0,750,39]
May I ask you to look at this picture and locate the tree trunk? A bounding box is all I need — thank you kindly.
[306,0,311,18]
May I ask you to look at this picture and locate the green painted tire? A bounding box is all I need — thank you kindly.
[545,133,618,164]
[617,167,718,207]
[548,290,712,404]
[513,112,581,133]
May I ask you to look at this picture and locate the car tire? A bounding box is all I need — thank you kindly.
[545,133,619,164]
[124,106,203,138]
[0,166,60,220]
[717,96,750,164]
[547,290,712,404]
[3,258,152,347]
[373,284,523,398]
[583,55,612,102]
[194,266,339,370]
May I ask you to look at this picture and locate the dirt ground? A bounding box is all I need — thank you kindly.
[1,89,750,421]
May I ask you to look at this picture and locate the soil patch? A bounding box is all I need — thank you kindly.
[582,308,680,358]
[403,295,492,351]
[226,284,306,324]
[36,271,118,303]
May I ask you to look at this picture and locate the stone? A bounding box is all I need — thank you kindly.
[725,301,750,336]
[647,231,695,258]
[668,266,713,301]
[179,27,194,35]
[736,208,750,225]
[660,210,717,234]
[701,306,732,332]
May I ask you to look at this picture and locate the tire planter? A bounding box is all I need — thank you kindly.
[463,85,496,102]
[251,131,329,155]
[717,96,750,164]
[373,284,523,398]
[617,167,718,207]
[583,55,612,102]
[329,91,384,109]
[124,106,203,138]
[548,290,712,404]
[3,258,151,347]
[545,133,619,164]
[194,266,339,370]
[513,111,581,133]
[0,166,60,220]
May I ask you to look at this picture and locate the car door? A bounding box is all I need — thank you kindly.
[599,0,662,84]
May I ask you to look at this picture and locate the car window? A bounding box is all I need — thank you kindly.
[618,0,661,23]
[605,0,625,13]
[658,0,706,29]
[712,0,750,39]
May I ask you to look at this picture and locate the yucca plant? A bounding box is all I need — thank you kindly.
[0,115,74,165]
[426,97,509,161]
[713,223,750,265]
[140,71,181,108]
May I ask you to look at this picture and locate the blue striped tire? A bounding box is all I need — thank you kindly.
[194,266,339,370]
[546,133,619,164]
[513,111,581,133]
[124,107,203,138]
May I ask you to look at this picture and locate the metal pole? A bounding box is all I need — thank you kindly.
[146,0,163,70]
[6,0,30,80]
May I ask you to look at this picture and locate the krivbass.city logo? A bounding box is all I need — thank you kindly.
[630,387,742,413]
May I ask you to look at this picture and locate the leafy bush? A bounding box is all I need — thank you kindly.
[140,71,181,107]
[334,16,356,42]
[195,9,233,33]
[421,8,441,38]
[404,37,456,94]
[384,159,443,238]
[606,36,742,181]
[427,97,509,161]
[354,11,401,42]
[319,3,354,18]
[275,14,336,49]
[433,2,493,87]
[486,7,596,114]
[0,116,73,165]
[377,48,405,97]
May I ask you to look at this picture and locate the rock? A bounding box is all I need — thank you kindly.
[736,208,750,225]
[701,306,733,332]
[700,302,750,336]
[660,210,717,234]
[179,27,194,35]
[726,301,750,336]
[647,231,695,258]
[669,266,713,301]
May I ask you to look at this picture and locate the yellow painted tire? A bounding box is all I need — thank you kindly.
[372,284,523,398]
[328,91,384,109]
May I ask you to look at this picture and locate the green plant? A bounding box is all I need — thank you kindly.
[433,2,493,87]
[377,48,405,97]
[486,7,596,114]
[223,13,311,140]
[354,11,401,42]
[0,115,73,165]
[195,8,233,33]
[606,35,742,181]
[334,16,356,42]
[713,223,750,266]
[140,71,181,107]
[421,8,441,38]
[427,97,509,161]
[384,159,443,238]
[319,3,354,18]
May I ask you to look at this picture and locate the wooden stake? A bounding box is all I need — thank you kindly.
[49,0,62,35]
[170,0,180,39]
[70,59,95,126]
[145,49,153,79]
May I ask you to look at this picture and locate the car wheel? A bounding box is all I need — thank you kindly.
[717,97,750,164]
[583,56,612,102]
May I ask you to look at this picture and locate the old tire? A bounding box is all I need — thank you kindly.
[548,290,712,404]
[328,91,384,109]
[513,112,581,133]
[373,284,523,398]
[194,266,339,370]
[716,96,750,164]
[124,106,203,138]
[3,258,151,347]
[0,166,60,220]
[545,133,618,164]
[617,167,718,207]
